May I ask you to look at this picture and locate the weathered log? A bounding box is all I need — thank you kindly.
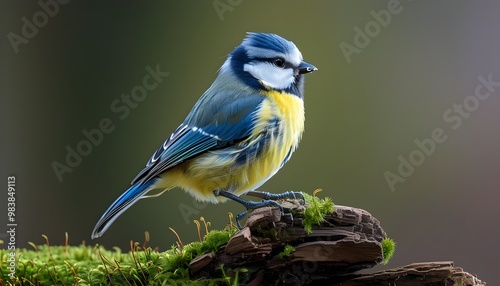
[322,261,485,286]
[189,200,484,285]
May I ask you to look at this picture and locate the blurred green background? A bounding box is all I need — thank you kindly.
[1,1,499,283]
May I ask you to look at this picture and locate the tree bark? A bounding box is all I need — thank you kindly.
[190,200,485,286]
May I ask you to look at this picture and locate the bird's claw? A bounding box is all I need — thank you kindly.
[215,190,303,229]
[245,190,305,205]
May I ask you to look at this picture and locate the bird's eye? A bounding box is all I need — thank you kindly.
[273,58,286,68]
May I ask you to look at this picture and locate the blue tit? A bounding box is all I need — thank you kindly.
[92,32,317,238]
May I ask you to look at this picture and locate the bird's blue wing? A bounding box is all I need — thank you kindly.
[131,93,264,185]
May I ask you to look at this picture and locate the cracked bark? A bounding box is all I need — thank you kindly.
[190,200,485,286]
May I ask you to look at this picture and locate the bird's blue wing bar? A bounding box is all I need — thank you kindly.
[131,94,264,185]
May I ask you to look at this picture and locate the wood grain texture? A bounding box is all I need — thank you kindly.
[189,200,484,285]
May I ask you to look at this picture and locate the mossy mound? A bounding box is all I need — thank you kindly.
[1,191,394,285]
[1,229,235,286]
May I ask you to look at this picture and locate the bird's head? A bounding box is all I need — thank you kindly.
[222,32,317,97]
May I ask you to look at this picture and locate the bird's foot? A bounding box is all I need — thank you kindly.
[245,190,305,205]
[214,190,303,229]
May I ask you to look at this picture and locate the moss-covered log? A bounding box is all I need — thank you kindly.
[190,200,392,285]
[0,193,485,285]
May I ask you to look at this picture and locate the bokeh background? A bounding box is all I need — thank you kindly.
[1,1,499,283]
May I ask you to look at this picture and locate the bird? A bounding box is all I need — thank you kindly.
[91,32,317,238]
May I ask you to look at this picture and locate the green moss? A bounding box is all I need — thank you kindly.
[381,237,396,264]
[0,226,237,285]
[277,245,295,260]
[0,243,226,285]
[202,229,235,253]
[302,190,335,234]
[251,225,279,240]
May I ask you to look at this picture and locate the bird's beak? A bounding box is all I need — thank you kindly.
[298,61,318,74]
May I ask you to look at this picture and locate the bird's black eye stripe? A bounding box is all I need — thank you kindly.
[252,57,293,69]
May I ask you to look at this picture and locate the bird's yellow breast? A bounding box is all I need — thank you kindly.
[251,90,304,156]
[260,90,305,142]
[157,91,305,202]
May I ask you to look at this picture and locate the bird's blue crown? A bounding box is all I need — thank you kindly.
[227,32,306,96]
[242,32,297,55]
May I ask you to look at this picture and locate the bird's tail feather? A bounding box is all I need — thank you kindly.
[91,179,157,239]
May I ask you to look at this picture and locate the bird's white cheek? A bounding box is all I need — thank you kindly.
[244,62,295,90]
